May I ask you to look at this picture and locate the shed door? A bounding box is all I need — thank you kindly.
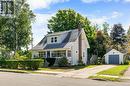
[109,55,119,64]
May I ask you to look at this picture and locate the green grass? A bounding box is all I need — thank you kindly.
[98,65,129,76]
[0,68,33,73]
[89,75,120,81]
[85,65,97,68]
[0,65,98,73]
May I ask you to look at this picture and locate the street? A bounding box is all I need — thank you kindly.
[0,72,130,86]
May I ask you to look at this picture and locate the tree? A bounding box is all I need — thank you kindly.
[48,9,91,32]
[95,30,106,58]
[0,0,35,52]
[127,26,130,54]
[102,22,112,50]
[110,24,126,51]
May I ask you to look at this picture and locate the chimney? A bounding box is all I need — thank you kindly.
[78,28,82,62]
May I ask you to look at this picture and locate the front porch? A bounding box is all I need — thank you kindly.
[38,49,72,66]
[33,49,72,59]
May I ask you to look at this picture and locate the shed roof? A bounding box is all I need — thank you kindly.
[105,49,124,56]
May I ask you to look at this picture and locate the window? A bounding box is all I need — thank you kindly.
[68,50,71,57]
[51,37,53,43]
[39,52,44,58]
[51,51,66,57]
[51,37,58,43]
[54,37,57,42]
[83,52,85,57]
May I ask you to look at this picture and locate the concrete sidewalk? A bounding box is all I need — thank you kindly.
[35,70,63,75]
[57,65,116,79]
[121,66,130,80]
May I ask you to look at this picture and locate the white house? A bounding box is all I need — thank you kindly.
[31,29,90,65]
[104,49,124,64]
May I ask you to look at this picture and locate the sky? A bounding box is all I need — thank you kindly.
[27,0,130,46]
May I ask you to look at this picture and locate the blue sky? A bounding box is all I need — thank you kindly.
[27,0,130,46]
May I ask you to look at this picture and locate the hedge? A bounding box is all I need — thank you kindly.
[0,59,44,70]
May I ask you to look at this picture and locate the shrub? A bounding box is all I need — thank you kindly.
[46,58,56,67]
[124,60,129,65]
[58,57,68,67]
[0,55,6,61]
[13,52,30,61]
[78,59,85,66]
[17,50,32,59]
[97,57,102,65]
[0,59,44,70]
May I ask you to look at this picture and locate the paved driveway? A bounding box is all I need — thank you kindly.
[0,72,130,86]
[122,66,130,79]
[57,65,116,78]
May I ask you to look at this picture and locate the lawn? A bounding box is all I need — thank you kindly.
[0,65,98,73]
[89,75,120,81]
[98,65,129,76]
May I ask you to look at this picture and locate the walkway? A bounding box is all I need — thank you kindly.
[122,66,130,79]
[57,65,116,79]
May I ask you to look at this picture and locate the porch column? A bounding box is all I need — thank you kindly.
[45,51,47,58]
[66,50,68,57]
[50,51,52,58]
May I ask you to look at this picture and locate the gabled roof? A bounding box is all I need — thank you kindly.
[105,49,124,56]
[31,29,82,50]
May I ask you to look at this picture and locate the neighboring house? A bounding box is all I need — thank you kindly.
[104,49,124,64]
[31,29,90,65]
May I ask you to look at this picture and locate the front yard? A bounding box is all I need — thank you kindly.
[89,65,129,81]
[0,65,98,73]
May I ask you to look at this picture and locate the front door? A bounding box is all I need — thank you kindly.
[47,51,50,58]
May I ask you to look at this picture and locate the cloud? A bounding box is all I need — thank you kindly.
[81,0,130,3]
[27,0,69,10]
[81,0,114,3]
[124,0,130,2]
[111,11,123,18]
[89,11,123,25]
[32,13,55,45]
[90,16,109,25]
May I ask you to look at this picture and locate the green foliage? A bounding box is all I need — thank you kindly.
[0,0,35,51]
[97,57,102,65]
[94,31,106,58]
[89,75,119,81]
[124,60,129,65]
[17,50,32,59]
[13,51,31,61]
[110,24,127,51]
[78,59,85,66]
[0,59,44,70]
[58,57,69,67]
[0,54,6,61]
[48,9,90,32]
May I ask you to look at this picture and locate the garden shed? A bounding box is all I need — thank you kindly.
[104,49,124,64]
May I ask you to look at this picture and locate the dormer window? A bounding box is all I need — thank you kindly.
[51,37,54,43]
[51,37,57,43]
[54,37,57,42]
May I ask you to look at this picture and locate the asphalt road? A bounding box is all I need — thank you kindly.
[0,72,130,86]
